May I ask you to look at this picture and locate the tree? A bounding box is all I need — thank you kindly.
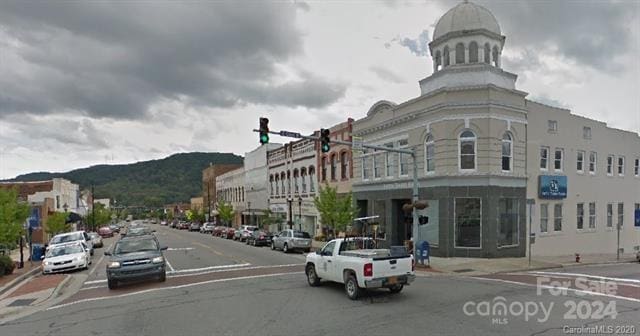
[259,209,282,231]
[0,188,30,247]
[46,212,70,236]
[314,184,359,237]
[217,202,234,227]
[85,203,112,230]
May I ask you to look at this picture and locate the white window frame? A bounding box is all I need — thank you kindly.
[459,130,477,172]
[589,151,597,175]
[540,146,549,171]
[373,151,383,179]
[606,155,614,176]
[635,158,639,177]
[425,134,435,174]
[398,139,410,177]
[548,120,558,133]
[617,203,624,228]
[553,203,563,232]
[576,150,584,174]
[554,148,564,172]
[617,156,625,176]
[361,151,370,181]
[540,204,548,233]
[501,132,513,172]
[583,126,591,139]
[588,202,596,229]
[576,203,584,230]
[384,143,395,178]
[606,203,613,228]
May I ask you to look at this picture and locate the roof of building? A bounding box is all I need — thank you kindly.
[433,1,501,41]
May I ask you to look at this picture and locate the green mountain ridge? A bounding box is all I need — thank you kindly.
[4,152,244,207]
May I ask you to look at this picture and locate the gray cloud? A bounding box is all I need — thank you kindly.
[387,29,430,57]
[0,1,344,120]
[369,66,405,83]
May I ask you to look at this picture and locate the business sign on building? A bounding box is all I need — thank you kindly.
[538,175,567,199]
[635,209,640,227]
[28,208,41,229]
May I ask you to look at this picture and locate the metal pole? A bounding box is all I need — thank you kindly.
[288,198,293,229]
[299,199,302,231]
[528,203,532,267]
[411,152,419,264]
[616,221,620,260]
[91,185,95,231]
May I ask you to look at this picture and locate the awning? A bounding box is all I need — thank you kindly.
[65,212,82,223]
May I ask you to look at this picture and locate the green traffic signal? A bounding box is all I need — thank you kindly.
[321,143,330,153]
[260,134,269,144]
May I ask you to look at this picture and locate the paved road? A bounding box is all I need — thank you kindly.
[2,224,639,335]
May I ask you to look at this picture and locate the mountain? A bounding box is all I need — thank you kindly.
[5,152,243,207]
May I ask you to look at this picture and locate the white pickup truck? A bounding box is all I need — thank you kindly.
[305,238,415,299]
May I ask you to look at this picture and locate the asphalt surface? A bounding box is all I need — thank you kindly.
[2,224,639,336]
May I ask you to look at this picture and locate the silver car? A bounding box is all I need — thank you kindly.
[271,229,311,253]
[89,232,103,248]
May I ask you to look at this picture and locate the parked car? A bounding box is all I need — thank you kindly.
[47,231,94,256]
[178,221,190,230]
[246,230,272,247]
[189,222,201,232]
[104,236,167,289]
[234,225,258,241]
[98,226,114,238]
[160,221,167,226]
[224,228,236,239]
[271,229,312,253]
[200,222,215,234]
[42,241,91,274]
[305,238,415,299]
[88,232,103,248]
[109,224,120,233]
[212,226,224,237]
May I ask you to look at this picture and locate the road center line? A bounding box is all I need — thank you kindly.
[191,242,223,256]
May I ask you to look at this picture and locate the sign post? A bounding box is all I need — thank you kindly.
[526,198,535,267]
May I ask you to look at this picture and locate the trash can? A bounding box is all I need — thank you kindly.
[31,244,44,261]
[417,241,430,265]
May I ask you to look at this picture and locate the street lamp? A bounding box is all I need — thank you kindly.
[298,197,302,231]
[287,197,293,229]
[247,201,251,225]
[63,203,68,213]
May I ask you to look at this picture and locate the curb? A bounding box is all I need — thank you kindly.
[0,266,41,297]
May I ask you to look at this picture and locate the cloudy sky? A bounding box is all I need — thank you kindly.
[1,0,638,179]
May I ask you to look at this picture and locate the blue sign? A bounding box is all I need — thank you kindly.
[28,208,41,229]
[635,209,640,227]
[539,175,567,199]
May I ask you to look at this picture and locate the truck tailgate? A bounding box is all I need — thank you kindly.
[371,256,412,278]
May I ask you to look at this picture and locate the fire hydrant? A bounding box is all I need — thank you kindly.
[575,253,581,263]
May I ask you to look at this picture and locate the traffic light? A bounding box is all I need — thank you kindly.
[320,128,330,153]
[259,117,269,144]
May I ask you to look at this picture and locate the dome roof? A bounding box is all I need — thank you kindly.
[433,1,501,41]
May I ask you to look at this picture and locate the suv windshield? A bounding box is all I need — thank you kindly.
[46,244,84,257]
[114,239,158,255]
[293,231,310,239]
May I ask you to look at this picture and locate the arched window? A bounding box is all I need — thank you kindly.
[459,130,477,171]
[425,134,435,173]
[502,132,513,172]
[484,43,491,64]
[293,169,299,194]
[435,50,442,71]
[443,46,450,67]
[300,167,307,193]
[330,154,337,180]
[286,170,291,195]
[455,43,465,64]
[280,172,286,196]
[269,175,274,196]
[308,166,316,192]
[321,156,327,181]
[492,46,499,67]
[340,151,348,179]
[274,175,279,196]
[469,41,478,63]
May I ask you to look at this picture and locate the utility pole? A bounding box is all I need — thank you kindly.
[287,197,293,229]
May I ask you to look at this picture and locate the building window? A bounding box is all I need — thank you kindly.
[554,203,563,232]
[362,151,370,180]
[56,195,60,209]
[301,169,307,193]
[540,147,549,170]
[385,143,395,177]
[576,151,584,173]
[483,43,490,64]
[287,172,291,195]
[321,157,327,181]
[617,156,625,176]
[607,155,614,175]
[607,203,613,228]
[498,198,519,247]
[443,46,450,67]
[540,204,548,233]
[492,46,499,67]
[455,43,465,64]
[459,130,476,171]
[502,132,512,172]
[281,173,285,196]
[589,152,597,174]
[576,203,584,230]
[469,41,478,63]
[583,126,592,139]
[293,170,299,194]
[269,176,274,196]
[330,155,337,181]
[589,202,596,229]
[340,152,348,179]
[635,158,639,177]
[617,203,624,228]
[554,148,563,171]
[434,50,442,71]
[548,120,558,133]
[425,134,435,173]
[373,151,383,178]
[455,198,481,248]
[399,139,409,176]
[308,167,315,192]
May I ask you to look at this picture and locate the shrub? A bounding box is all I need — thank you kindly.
[0,255,16,276]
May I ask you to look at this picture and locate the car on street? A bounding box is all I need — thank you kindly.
[88,232,103,248]
[47,231,94,256]
[189,222,201,232]
[234,225,258,241]
[42,241,91,274]
[305,238,415,299]
[200,222,215,234]
[271,229,312,253]
[224,227,236,239]
[122,226,154,238]
[109,224,120,233]
[246,230,272,247]
[178,221,190,230]
[160,221,167,226]
[98,226,114,238]
[212,226,224,236]
[104,236,167,289]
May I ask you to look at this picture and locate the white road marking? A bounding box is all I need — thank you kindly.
[87,242,113,277]
[84,279,107,285]
[471,276,640,303]
[166,247,195,251]
[49,272,303,310]
[167,263,251,274]
[165,259,175,272]
[529,271,640,285]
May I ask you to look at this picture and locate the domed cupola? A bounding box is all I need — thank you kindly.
[429,0,505,72]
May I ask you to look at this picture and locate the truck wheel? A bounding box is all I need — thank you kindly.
[389,285,403,294]
[283,243,289,253]
[107,279,117,290]
[345,274,360,300]
[306,265,321,287]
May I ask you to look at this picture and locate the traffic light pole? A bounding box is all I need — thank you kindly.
[254,128,420,264]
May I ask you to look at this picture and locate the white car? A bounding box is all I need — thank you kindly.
[42,242,91,274]
[47,231,94,256]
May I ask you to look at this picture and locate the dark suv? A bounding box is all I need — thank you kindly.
[105,236,167,289]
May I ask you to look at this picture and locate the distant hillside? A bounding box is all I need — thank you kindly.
[5,152,243,207]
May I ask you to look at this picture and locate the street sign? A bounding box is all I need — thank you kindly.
[279,130,302,138]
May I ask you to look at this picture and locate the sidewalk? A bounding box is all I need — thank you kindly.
[0,245,41,296]
[0,273,71,324]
